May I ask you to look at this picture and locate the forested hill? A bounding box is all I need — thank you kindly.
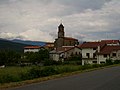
[0,39,29,52]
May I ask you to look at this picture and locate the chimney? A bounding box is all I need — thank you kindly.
[97,46,100,53]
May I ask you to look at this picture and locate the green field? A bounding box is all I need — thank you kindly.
[0,64,103,84]
[0,64,120,89]
[0,66,32,83]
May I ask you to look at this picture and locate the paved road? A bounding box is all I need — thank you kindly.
[8,66,120,90]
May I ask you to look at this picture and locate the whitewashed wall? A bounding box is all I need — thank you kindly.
[82,48,96,58]
[24,49,40,53]
[50,53,59,61]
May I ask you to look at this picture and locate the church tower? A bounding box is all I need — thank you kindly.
[54,23,78,48]
[58,23,64,38]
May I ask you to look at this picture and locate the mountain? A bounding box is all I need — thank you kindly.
[0,39,29,52]
[11,39,46,46]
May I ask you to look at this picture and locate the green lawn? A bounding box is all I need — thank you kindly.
[0,65,85,84]
[0,64,120,89]
[0,64,119,84]
[0,66,32,83]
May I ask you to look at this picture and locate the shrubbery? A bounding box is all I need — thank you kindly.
[0,59,120,84]
[0,64,108,84]
[106,59,120,65]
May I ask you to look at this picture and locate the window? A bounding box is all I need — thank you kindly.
[93,53,96,58]
[93,48,96,50]
[93,61,97,63]
[112,53,116,57]
[104,54,107,58]
[86,53,90,58]
[75,52,77,55]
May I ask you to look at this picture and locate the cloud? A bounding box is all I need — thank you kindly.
[0,0,120,42]
[0,29,54,42]
[61,0,120,41]
[20,29,54,41]
[0,32,24,39]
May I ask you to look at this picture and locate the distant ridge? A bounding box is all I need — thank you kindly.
[0,38,29,52]
[11,39,46,46]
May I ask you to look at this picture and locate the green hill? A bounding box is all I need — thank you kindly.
[0,39,29,52]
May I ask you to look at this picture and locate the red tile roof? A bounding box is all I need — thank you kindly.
[98,46,120,54]
[80,42,101,48]
[24,46,41,49]
[101,40,120,44]
[77,44,82,48]
[44,42,54,48]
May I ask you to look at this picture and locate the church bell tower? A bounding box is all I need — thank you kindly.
[58,23,64,38]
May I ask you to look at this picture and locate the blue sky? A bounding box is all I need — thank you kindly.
[0,0,120,42]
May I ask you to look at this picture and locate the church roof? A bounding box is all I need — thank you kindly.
[64,37,78,41]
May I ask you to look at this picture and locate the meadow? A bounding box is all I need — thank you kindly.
[0,64,105,84]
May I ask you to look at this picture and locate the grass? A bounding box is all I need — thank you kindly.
[0,64,120,89]
[0,66,31,76]
[0,66,32,84]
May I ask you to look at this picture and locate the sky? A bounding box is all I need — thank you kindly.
[0,0,120,42]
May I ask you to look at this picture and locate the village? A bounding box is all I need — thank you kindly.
[24,23,120,65]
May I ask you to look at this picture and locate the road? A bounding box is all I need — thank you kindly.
[8,66,120,90]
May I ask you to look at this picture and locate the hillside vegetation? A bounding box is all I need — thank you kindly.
[0,39,28,52]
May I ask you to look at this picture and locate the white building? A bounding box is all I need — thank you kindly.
[97,45,120,64]
[24,46,41,53]
[80,42,100,65]
[80,40,120,65]
[49,46,81,61]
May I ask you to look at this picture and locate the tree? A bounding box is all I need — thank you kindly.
[24,49,49,64]
[38,49,49,61]
[0,50,21,66]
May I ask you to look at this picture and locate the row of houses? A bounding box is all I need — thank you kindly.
[24,40,120,65]
[24,23,120,65]
[81,40,120,65]
[24,42,54,53]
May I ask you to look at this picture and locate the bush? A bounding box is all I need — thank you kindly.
[92,64,100,68]
[27,66,58,79]
[80,65,92,70]
[114,60,120,64]
[106,59,113,65]
[43,60,62,66]
[28,67,41,79]
[0,74,20,83]
[20,72,31,80]
[40,66,58,77]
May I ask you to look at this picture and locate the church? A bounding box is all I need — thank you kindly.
[54,23,79,48]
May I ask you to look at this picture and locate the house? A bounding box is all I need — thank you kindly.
[80,42,101,65]
[24,46,42,53]
[49,46,81,61]
[80,40,120,65]
[97,45,120,64]
[44,42,54,51]
[54,23,79,48]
